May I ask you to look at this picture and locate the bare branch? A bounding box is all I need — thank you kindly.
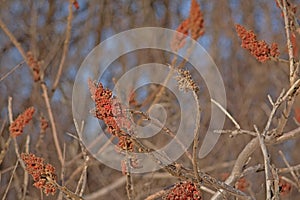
[211,98,241,130]
[52,0,73,92]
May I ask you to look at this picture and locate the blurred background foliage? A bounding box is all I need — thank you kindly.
[1,0,300,199]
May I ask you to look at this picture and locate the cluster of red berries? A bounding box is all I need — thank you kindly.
[164,181,202,200]
[235,24,279,62]
[88,79,134,151]
[21,153,57,196]
[9,107,35,137]
[171,0,204,51]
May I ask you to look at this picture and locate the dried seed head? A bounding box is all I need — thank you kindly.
[164,181,202,200]
[171,0,204,51]
[21,153,57,196]
[27,51,41,82]
[9,107,35,137]
[88,79,134,152]
[235,24,280,62]
[175,69,199,93]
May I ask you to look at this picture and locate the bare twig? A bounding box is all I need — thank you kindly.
[29,3,38,57]
[279,163,300,173]
[58,143,67,200]
[0,61,25,83]
[144,189,167,200]
[0,166,15,175]
[22,135,30,200]
[84,176,126,200]
[41,83,63,164]
[211,98,241,130]
[282,78,300,101]
[52,0,73,92]
[151,66,175,106]
[0,137,11,165]
[275,0,300,135]
[271,165,280,199]
[0,18,27,60]
[47,177,83,200]
[125,157,133,200]
[270,56,289,64]
[192,91,202,188]
[73,120,89,196]
[282,0,296,84]
[280,176,299,188]
[212,88,292,200]
[198,170,251,199]
[241,164,264,177]
[78,155,89,196]
[2,160,19,200]
[263,91,285,137]
[7,97,13,124]
[214,129,257,137]
[0,119,6,137]
[279,150,300,189]
[267,94,274,106]
[0,122,8,163]
[65,164,89,187]
[131,110,192,160]
[254,125,273,200]
[211,138,259,200]
[267,123,300,144]
[84,172,216,200]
